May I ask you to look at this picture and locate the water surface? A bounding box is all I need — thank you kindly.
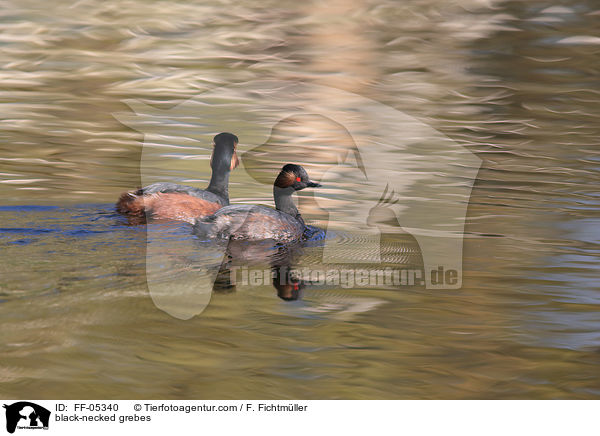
[1,0,599,399]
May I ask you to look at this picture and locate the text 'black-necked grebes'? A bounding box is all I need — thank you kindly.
[116,132,239,223]
[193,164,321,243]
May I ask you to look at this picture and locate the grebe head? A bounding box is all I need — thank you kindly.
[211,132,239,172]
[274,164,321,191]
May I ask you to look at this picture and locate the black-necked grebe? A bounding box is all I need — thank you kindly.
[116,132,239,223]
[193,164,321,243]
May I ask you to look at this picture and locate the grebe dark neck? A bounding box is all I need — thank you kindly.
[206,132,239,204]
[273,186,304,224]
[206,167,231,203]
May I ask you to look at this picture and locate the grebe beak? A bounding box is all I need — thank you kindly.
[306,181,321,188]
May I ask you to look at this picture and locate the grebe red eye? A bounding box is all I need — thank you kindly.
[296,177,301,182]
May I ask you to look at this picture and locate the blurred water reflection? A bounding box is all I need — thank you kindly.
[1,0,599,398]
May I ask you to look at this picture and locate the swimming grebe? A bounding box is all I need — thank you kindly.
[116,132,239,223]
[193,164,321,243]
